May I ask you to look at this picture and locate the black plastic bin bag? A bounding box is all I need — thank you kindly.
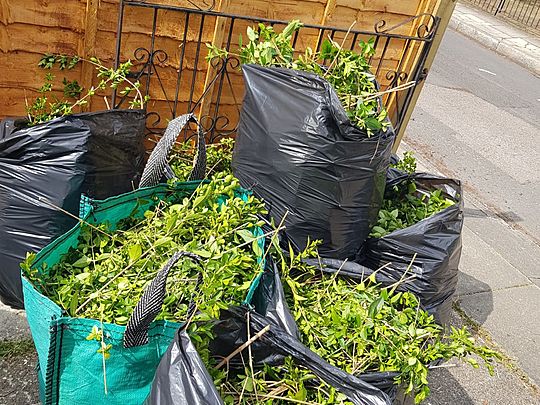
[248,258,409,404]
[315,172,464,325]
[358,173,463,325]
[0,110,146,308]
[146,328,224,405]
[233,64,395,260]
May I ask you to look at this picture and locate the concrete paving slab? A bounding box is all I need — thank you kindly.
[427,310,540,405]
[463,209,540,284]
[456,226,530,296]
[427,358,540,405]
[0,303,30,341]
[0,351,39,405]
[457,286,540,385]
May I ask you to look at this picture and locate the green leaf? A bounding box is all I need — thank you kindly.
[73,256,91,268]
[192,249,212,258]
[236,229,254,243]
[252,239,263,258]
[246,26,256,42]
[128,244,142,262]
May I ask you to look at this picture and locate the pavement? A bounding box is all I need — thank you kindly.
[1,4,540,405]
[450,2,540,76]
[401,3,540,404]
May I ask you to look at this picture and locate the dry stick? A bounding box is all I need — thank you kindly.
[103,96,111,110]
[323,20,357,78]
[359,261,393,284]
[38,196,114,239]
[388,252,418,295]
[428,363,457,370]
[246,312,260,402]
[362,81,417,103]
[215,325,271,370]
[99,318,109,395]
[219,226,286,257]
[260,210,289,264]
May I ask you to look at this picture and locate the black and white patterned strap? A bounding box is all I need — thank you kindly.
[138,113,207,188]
[188,122,206,181]
[123,251,203,348]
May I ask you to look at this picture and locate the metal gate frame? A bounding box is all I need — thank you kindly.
[112,0,440,142]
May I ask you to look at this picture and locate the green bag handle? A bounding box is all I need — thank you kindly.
[139,114,207,188]
[123,251,203,348]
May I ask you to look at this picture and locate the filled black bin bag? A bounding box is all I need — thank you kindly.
[316,173,463,325]
[233,64,395,260]
[0,110,146,308]
[147,307,391,405]
[244,260,405,404]
[359,173,463,324]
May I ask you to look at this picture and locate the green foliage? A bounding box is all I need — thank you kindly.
[24,175,266,326]
[206,21,388,136]
[170,137,235,181]
[215,357,354,404]
[392,151,417,175]
[273,244,501,403]
[370,153,455,238]
[26,54,147,126]
[38,54,80,70]
[62,78,83,99]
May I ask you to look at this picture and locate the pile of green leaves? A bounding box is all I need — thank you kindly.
[274,243,500,403]
[27,54,148,126]
[213,357,353,404]
[370,152,455,238]
[23,175,266,325]
[170,137,234,181]
[207,21,388,136]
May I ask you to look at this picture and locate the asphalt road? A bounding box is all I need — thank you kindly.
[405,28,540,245]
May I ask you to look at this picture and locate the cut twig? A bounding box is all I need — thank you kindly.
[215,324,271,369]
[37,196,113,238]
[323,20,357,78]
[362,81,417,102]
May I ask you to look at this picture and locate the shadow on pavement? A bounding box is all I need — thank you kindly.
[426,367,476,405]
[426,273,494,404]
[455,272,494,326]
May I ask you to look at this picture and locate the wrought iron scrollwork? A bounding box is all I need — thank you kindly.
[374,13,437,39]
[145,112,162,136]
[385,70,409,87]
[116,2,440,138]
[199,114,237,143]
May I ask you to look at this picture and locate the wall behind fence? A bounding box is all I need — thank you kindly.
[0,0,447,142]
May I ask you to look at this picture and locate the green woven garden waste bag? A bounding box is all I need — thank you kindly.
[22,181,200,405]
[23,179,265,405]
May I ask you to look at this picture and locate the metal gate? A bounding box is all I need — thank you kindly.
[112,0,440,142]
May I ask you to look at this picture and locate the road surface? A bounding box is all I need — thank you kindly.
[406,28,540,245]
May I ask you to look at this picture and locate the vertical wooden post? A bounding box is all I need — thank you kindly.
[80,0,100,110]
[197,0,230,126]
[314,0,337,48]
[392,0,457,152]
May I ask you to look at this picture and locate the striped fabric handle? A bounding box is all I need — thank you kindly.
[123,251,203,348]
[138,113,207,188]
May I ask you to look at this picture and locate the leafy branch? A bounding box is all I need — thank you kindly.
[26,54,149,126]
[206,20,389,136]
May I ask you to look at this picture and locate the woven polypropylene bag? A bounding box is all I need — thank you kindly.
[23,182,264,405]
